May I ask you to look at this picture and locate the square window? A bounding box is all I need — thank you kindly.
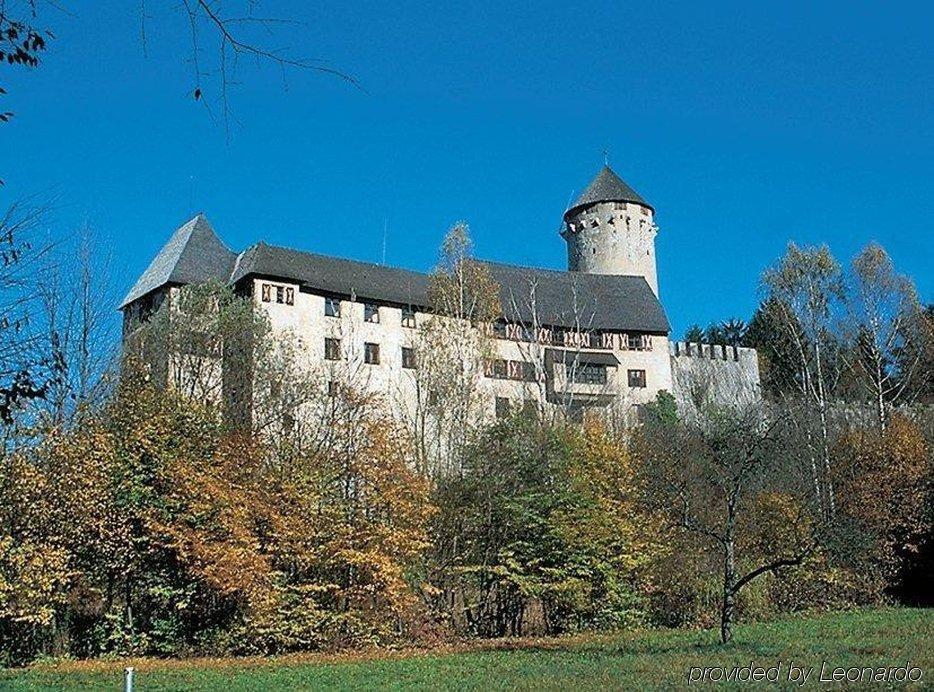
[627,333,643,350]
[492,321,509,339]
[401,306,417,328]
[402,346,417,369]
[365,302,380,323]
[325,297,341,318]
[628,369,647,388]
[325,338,341,360]
[364,342,380,365]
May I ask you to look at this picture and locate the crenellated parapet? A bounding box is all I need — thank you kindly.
[668,342,761,414]
[668,341,758,363]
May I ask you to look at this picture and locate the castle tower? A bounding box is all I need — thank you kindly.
[560,165,659,296]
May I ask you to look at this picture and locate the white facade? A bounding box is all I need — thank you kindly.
[252,276,674,422]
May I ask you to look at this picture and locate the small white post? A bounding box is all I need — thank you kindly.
[124,666,135,692]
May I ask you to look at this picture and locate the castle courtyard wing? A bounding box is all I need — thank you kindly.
[228,242,670,334]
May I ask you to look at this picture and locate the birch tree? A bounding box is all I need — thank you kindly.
[407,223,500,478]
[848,243,928,432]
[762,243,845,518]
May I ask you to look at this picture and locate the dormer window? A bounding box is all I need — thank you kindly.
[364,302,379,323]
[401,306,416,328]
[325,297,341,318]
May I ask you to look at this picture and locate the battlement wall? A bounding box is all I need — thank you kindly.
[668,342,761,414]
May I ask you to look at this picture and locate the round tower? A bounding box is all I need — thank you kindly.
[560,165,659,296]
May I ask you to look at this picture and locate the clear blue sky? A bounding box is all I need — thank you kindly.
[4,1,931,336]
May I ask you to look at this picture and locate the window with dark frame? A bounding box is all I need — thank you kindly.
[275,286,285,304]
[492,321,509,339]
[402,346,417,369]
[285,287,294,305]
[401,306,416,328]
[628,369,647,388]
[325,297,341,318]
[364,342,380,365]
[569,362,608,385]
[364,302,380,323]
[495,397,511,420]
[325,338,341,360]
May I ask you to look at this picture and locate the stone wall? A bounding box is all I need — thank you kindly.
[561,201,659,295]
[668,341,761,416]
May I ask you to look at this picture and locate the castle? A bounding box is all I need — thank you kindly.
[121,165,761,422]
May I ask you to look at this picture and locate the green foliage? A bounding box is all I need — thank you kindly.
[641,390,678,428]
[431,416,659,636]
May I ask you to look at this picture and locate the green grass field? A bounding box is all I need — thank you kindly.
[2,608,931,690]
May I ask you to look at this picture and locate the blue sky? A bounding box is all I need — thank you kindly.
[3,1,932,336]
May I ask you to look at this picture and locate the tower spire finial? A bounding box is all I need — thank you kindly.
[603,148,610,167]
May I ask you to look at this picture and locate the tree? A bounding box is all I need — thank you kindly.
[401,222,500,478]
[35,224,120,428]
[762,243,846,518]
[720,318,747,346]
[683,324,704,343]
[635,404,820,643]
[848,243,928,432]
[743,298,802,396]
[0,202,59,434]
[432,415,660,636]
[833,414,930,597]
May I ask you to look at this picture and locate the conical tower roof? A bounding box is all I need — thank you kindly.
[565,165,652,217]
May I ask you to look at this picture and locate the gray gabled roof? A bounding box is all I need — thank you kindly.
[488,261,669,333]
[120,215,237,308]
[231,242,430,308]
[565,165,652,216]
[230,242,670,334]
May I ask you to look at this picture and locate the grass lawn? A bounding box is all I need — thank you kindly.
[1,608,931,690]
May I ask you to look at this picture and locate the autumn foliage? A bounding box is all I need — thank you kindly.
[0,381,435,664]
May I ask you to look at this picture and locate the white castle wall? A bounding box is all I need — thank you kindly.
[253,278,674,422]
[668,341,761,416]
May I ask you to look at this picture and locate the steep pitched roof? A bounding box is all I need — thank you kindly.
[230,243,670,333]
[120,215,237,308]
[565,165,652,216]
